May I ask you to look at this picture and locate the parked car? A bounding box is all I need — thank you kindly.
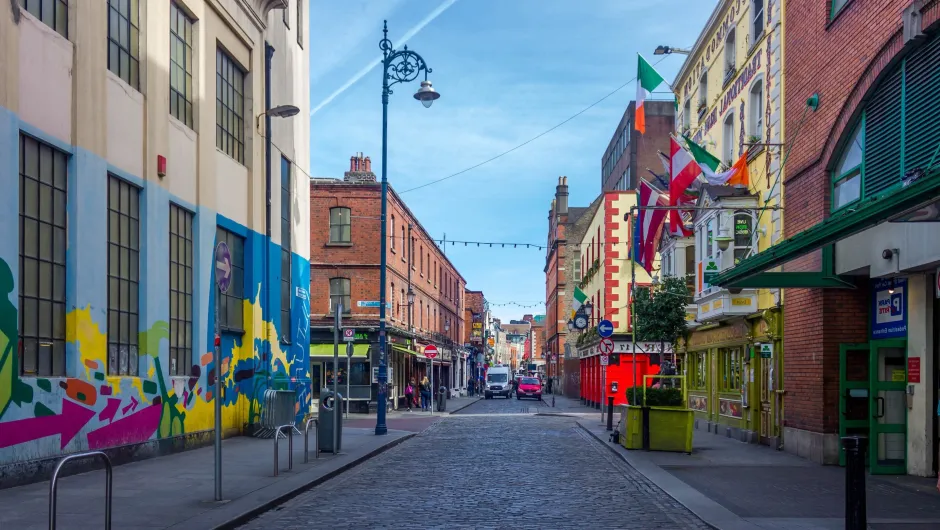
[516,377,542,400]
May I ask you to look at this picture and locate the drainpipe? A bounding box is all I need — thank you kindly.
[265,43,274,387]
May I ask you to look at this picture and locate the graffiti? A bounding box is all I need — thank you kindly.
[0,399,95,449]
[0,259,32,420]
[87,403,161,450]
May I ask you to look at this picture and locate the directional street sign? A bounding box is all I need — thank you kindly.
[215,242,232,293]
[343,328,355,342]
[600,354,609,366]
[597,319,614,338]
[425,344,439,359]
[599,338,614,354]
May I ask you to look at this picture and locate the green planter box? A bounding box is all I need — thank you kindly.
[621,406,693,453]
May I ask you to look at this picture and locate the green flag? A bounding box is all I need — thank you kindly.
[682,134,721,172]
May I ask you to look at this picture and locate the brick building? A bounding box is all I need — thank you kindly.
[309,154,469,411]
[601,100,675,192]
[714,1,940,474]
[464,289,487,386]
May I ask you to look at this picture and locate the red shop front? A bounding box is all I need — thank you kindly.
[579,341,672,408]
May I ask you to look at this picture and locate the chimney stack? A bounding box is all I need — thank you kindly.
[556,176,569,215]
[343,152,378,183]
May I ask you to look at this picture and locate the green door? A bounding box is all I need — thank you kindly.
[839,343,871,466]
[869,339,907,474]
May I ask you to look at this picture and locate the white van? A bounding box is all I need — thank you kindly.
[485,366,513,399]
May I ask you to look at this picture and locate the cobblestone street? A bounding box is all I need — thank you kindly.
[237,398,709,529]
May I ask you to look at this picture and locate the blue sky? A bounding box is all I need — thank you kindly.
[308,0,717,323]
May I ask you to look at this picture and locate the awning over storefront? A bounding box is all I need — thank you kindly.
[309,343,369,358]
[713,168,940,289]
[391,344,426,358]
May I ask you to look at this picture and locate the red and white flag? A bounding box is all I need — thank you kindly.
[668,136,702,237]
[634,180,669,273]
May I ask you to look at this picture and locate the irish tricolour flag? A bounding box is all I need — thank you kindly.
[571,286,588,313]
[635,55,666,134]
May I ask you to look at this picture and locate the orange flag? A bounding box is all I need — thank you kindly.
[727,151,750,187]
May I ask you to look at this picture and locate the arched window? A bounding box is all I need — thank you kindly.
[722,113,735,164]
[749,79,763,138]
[833,123,864,210]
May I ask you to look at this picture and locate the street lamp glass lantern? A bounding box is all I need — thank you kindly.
[407,288,415,305]
[414,80,440,108]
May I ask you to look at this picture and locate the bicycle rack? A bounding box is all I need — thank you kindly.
[304,417,319,463]
[49,451,113,530]
[273,424,294,476]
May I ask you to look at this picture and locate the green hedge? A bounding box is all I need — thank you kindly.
[625,386,683,407]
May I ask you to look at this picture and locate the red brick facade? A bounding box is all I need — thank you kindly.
[782,0,940,434]
[601,100,675,192]
[309,156,466,345]
[464,290,485,347]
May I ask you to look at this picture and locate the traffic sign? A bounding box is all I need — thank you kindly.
[424,344,438,359]
[599,338,614,354]
[600,354,609,366]
[343,328,355,342]
[215,242,232,293]
[597,320,614,338]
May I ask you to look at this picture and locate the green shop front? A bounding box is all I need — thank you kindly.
[712,29,940,472]
[309,328,374,412]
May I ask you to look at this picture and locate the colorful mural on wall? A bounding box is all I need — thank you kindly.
[0,186,311,471]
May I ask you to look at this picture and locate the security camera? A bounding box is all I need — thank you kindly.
[882,249,894,260]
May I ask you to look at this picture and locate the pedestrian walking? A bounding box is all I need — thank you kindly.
[420,376,432,410]
[467,377,474,396]
[404,380,416,412]
[546,376,553,395]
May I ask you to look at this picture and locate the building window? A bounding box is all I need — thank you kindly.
[724,28,736,77]
[329,207,351,243]
[390,215,396,250]
[831,0,850,19]
[833,121,864,210]
[169,204,193,376]
[722,113,735,165]
[21,0,68,38]
[683,100,692,131]
[216,227,245,332]
[573,251,581,281]
[216,47,246,164]
[749,80,763,138]
[296,0,303,48]
[107,0,140,89]
[18,135,68,376]
[329,278,350,314]
[706,219,714,259]
[170,2,194,129]
[698,71,708,111]
[280,157,291,341]
[107,175,140,376]
[719,347,743,392]
[733,212,754,265]
[688,352,707,389]
[752,0,765,40]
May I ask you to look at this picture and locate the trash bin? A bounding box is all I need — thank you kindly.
[436,386,447,412]
[317,389,343,452]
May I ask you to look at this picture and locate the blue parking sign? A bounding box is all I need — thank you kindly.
[871,278,907,339]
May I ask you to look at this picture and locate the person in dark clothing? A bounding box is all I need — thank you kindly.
[467,377,474,396]
[404,380,416,411]
[546,376,553,395]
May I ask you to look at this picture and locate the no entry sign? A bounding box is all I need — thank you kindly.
[424,344,438,359]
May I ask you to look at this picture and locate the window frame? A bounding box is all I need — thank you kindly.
[216,47,246,164]
[830,0,852,21]
[169,203,194,377]
[107,174,141,377]
[831,116,866,212]
[18,134,68,377]
[749,79,764,137]
[751,0,765,41]
[329,207,351,244]
[329,277,351,314]
[21,0,68,38]
[280,156,292,342]
[169,2,195,129]
[718,347,744,393]
[107,0,140,89]
[216,227,246,333]
[688,352,707,390]
[722,112,735,164]
[732,211,755,265]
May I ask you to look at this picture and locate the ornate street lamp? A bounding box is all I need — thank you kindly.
[376,21,440,436]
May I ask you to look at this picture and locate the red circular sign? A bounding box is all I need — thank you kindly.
[424,345,438,359]
[599,338,614,354]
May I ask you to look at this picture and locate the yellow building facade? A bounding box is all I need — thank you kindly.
[665,0,786,445]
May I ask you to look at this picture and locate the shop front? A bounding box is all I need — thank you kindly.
[683,309,782,445]
[309,328,373,413]
[578,339,668,408]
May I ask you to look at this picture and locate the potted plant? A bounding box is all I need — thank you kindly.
[746,134,762,145]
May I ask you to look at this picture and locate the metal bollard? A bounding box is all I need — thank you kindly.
[842,436,868,530]
[273,424,294,476]
[304,417,319,463]
[606,397,615,431]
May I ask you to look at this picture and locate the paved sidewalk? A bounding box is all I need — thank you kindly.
[579,420,940,530]
[0,427,414,530]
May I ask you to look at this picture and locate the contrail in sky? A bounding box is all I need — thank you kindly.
[310,0,458,116]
